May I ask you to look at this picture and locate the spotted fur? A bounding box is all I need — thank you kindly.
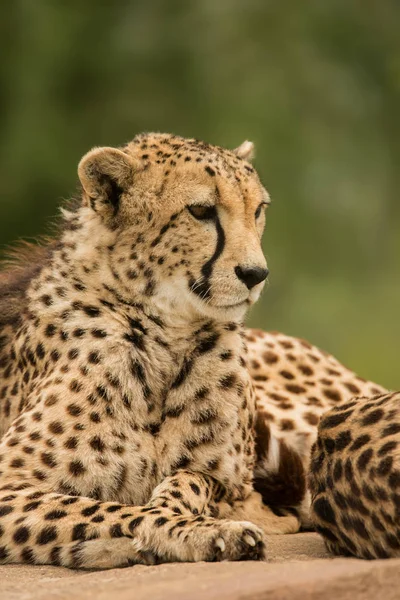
[0,132,387,568]
[309,391,400,559]
[244,330,386,526]
[0,133,297,568]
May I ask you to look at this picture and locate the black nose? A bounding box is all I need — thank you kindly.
[234,265,269,289]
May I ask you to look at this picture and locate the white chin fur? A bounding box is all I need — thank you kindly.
[248,283,264,304]
[155,279,253,323]
[187,293,249,321]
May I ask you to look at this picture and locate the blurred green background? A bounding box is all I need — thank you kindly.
[1,1,399,388]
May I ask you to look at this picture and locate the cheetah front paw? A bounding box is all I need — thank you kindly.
[212,520,266,561]
[168,519,266,562]
[139,518,267,564]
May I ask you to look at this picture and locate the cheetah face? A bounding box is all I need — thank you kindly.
[165,177,269,321]
[78,133,270,322]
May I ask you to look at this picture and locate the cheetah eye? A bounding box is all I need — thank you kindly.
[187,205,217,221]
[255,202,267,220]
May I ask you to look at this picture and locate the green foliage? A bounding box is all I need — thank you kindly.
[1,1,399,387]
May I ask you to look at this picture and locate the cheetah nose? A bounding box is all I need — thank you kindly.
[234,265,269,289]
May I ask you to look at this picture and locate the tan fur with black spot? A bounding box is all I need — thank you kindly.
[243,329,386,527]
[309,391,400,559]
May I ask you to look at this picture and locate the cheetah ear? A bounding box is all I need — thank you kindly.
[78,147,137,214]
[233,140,255,161]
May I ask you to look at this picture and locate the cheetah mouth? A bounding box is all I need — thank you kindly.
[214,300,250,310]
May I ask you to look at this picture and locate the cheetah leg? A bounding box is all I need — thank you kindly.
[137,471,267,562]
[0,488,152,568]
[0,473,265,568]
[0,484,153,568]
[222,491,301,535]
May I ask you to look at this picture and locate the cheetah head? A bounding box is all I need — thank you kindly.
[78,133,269,322]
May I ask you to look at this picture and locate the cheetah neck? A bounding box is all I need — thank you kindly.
[3,209,248,434]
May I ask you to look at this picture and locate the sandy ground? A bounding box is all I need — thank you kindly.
[1,533,398,600]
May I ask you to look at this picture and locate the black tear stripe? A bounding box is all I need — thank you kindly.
[190,195,225,300]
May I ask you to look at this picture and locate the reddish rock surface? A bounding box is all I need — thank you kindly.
[1,533,398,600]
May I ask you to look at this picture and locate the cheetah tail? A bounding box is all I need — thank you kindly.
[253,415,308,521]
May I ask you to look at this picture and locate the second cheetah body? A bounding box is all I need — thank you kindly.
[309,392,400,560]
[245,330,386,524]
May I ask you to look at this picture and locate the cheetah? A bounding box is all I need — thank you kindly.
[244,330,386,527]
[0,132,387,569]
[309,391,400,560]
[0,133,295,569]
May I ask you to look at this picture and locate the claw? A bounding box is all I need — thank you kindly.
[243,534,256,547]
[215,537,226,552]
